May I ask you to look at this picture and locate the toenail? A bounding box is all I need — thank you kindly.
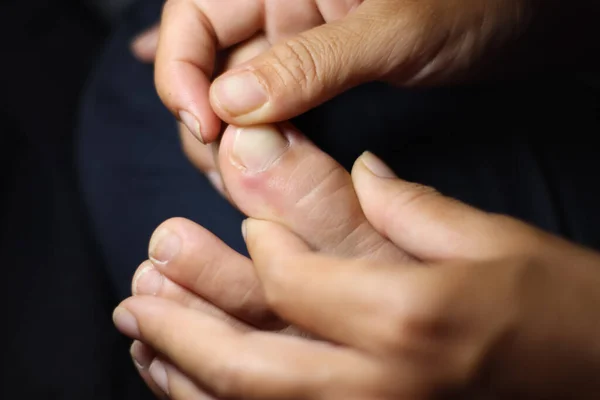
[230,125,289,173]
[149,228,181,265]
[133,265,163,296]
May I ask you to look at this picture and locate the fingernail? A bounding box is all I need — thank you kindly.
[130,341,155,370]
[113,307,140,337]
[133,264,163,296]
[231,125,289,172]
[241,219,247,241]
[360,151,397,179]
[179,110,204,144]
[149,359,169,394]
[206,170,224,193]
[213,71,268,117]
[149,228,181,265]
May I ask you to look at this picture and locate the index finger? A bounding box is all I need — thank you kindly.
[244,219,423,356]
[155,0,264,143]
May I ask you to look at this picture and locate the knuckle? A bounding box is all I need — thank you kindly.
[379,310,448,355]
[260,262,293,312]
[382,182,439,224]
[269,42,314,93]
[375,276,456,355]
[210,358,248,398]
[264,35,329,96]
[395,182,440,208]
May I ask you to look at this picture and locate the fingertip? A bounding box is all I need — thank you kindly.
[131,340,156,371]
[132,260,156,296]
[357,151,398,179]
[113,304,141,338]
[242,218,266,252]
[118,296,171,322]
[178,111,205,144]
[209,70,271,125]
[350,151,371,179]
[154,64,222,144]
[352,152,410,198]
[245,219,311,265]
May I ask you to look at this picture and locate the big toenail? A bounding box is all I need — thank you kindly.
[230,125,289,173]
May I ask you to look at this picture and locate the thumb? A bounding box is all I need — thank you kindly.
[351,152,535,261]
[209,3,406,125]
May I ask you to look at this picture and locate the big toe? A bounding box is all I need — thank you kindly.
[218,123,412,262]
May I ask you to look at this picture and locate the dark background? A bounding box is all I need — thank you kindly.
[1,1,599,399]
[1,0,150,398]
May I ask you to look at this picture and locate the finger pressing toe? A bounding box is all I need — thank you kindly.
[218,123,412,263]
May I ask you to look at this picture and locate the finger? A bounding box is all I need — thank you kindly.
[178,123,216,171]
[131,342,219,400]
[260,0,324,42]
[150,357,218,400]
[315,0,363,22]
[218,123,412,263]
[155,0,263,143]
[178,123,227,195]
[246,223,526,391]
[180,35,272,198]
[221,34,270,73]
[245,219,429,354]
[130,341,169,399]
[352,151,520,261]
[148,217,282,328]
[114,296,386,400]
[132,261,253,332]
[131,24,160,63]
[209,0,417,125]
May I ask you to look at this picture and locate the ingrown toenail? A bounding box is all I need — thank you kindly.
[230,125,289,173]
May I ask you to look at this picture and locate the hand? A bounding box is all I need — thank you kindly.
[120,121,420,397]
[152,0,547,143]
[132,28,276,196]
[131,23,229,194]
[133,123,414,331]
[177,122,225,195]
[114,152,600,399]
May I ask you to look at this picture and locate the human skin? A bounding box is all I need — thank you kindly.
[137,0,598,145]
[114,125,600,399]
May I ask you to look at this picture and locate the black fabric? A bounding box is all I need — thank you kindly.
[77,1,247,299]
[1,1,153,399]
